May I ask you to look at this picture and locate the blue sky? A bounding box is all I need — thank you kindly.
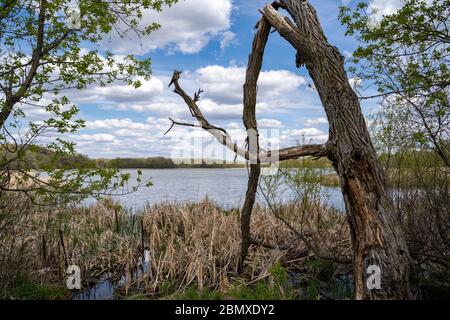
[31,0,402,160]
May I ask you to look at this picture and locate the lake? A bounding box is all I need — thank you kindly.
[96,169,345,211]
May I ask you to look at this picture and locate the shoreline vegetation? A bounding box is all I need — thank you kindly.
[1,186,448,300]
[1,150,448,300]
[3,146,445,189]
[0,194,354,300]
[1,147,448,300]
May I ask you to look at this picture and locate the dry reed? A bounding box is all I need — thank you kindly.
[138,200,302,295]
[0,192,350,299]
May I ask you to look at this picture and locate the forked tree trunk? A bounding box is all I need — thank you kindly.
[169,0,413,299]
[261,0,413,299]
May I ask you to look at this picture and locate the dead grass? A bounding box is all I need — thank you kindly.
[0,191,351,299]
[1,165,448,300]
[0,194,140,298]
[138,200,301,295]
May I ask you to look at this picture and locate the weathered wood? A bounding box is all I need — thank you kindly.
[238,17,271,272]
[169,72,328,163]
[169,0,413,300]
[262,0,413,299]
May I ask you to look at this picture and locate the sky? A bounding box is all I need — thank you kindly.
[31,0,404,161]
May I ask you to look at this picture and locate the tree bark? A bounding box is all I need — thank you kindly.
[262,0,413,299]
[169,0,414,299]
[238,17,271,272]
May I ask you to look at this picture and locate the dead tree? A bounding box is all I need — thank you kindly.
[168,0,413,299]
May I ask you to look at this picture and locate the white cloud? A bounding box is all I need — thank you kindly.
[281,128,328,144]
[220,31,236,50]
[147,117,171,126]
[101,101,185,116]
[349,77,363,90]
[68,63,316,124]
[73,117,181,157]
[343,50,353,59]
[74,77,164,104]
[227,122,242,130]
[341,0,403,16]
[369,0,403,17]
[85,118,152,131]
[102,0,233,54]
[366,0,431,26]
[60,61,329,158]
[198,99,245,119]
[258,118,283,128]
[20,103,52,122]
[305,117,328,127]
[196,65,306,104]
[76,133,115,143]
[341,0,417,29]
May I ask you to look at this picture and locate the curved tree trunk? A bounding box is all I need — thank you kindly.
[262,0,413,299]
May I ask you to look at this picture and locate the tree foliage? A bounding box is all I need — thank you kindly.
[339,0,449,166]
[0,0,177,203]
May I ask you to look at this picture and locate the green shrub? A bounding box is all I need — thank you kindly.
[9,274,67,300]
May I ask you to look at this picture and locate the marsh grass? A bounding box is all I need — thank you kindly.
[168,262,296,300]
[0,194,140,299]
[133,200,303,298]
[0,190,351,300]
[113,197,353,299]
[1,149,448,300]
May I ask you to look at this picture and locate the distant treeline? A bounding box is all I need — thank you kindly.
[176,159,245,169]
[1,145,96,169]
[1,146,244,169]
[2,149,176,169]
[3,145,444,170]
[103,157,176,169]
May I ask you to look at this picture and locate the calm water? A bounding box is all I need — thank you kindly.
[96,168,344,210]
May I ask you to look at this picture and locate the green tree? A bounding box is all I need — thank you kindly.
[339,0,449,167]
[0,0,176,203]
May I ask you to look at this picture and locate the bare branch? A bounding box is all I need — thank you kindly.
[164,117,199,135]
[168,70,329,163]
[259,4,308,60]
[193,89,203,103]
